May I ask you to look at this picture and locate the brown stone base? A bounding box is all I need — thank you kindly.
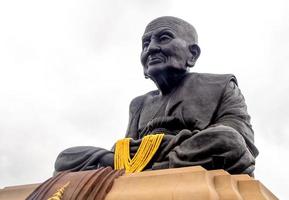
[0,184,39,200]
[0,166,278,200]
[106,166,278,200]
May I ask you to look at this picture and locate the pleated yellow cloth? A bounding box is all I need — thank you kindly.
[114,134,164,173]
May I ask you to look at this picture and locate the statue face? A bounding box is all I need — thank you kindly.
[141,26,192,78]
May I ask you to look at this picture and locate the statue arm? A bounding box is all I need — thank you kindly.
[153,80,258,175]
[54,95,144,174]
[210,80,258,157]
[54,146,114,173]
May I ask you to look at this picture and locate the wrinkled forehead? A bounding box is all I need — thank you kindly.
[145,19,183,33]
[144,16,198,43]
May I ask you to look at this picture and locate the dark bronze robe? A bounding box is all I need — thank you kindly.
[55,73,258,175]
[126,73,258,175]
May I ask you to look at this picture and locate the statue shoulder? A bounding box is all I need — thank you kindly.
[186,72,238,86]
[129,90,158,113]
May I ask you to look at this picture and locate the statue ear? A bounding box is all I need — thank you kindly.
[187,44,201,67]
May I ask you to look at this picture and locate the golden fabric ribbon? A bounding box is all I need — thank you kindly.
[114,133,164,173]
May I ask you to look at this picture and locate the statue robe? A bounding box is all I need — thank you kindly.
[125,73,258,175]
[55,73,258,175]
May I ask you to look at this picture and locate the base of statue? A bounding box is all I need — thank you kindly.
[0,166,278,200]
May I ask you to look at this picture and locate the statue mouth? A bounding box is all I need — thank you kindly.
[147,55,166,66]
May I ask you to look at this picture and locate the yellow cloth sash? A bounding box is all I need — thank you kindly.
[114,133,164,173]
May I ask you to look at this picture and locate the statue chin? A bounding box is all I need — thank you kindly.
[146,63,167,76]
[146,65,187,81]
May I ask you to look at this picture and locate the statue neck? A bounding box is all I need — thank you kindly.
[151,70,188,96]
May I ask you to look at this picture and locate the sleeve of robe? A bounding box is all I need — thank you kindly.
[54,146,114,173]
[156,80,259,175]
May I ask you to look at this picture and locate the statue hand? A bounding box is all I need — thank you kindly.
[128,134,176,159]
[156,129,196,162]
[128,129,196,163]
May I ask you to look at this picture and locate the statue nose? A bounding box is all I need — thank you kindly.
[147,41,160,54]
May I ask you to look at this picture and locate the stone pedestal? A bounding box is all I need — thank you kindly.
[0,184,39,200]
[0,166,278,200]
[106,166,278,200]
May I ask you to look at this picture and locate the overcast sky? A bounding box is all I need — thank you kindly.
[0,0,288,198]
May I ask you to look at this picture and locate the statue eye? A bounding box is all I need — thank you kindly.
[159,34,173,43]
[142,40,150,49]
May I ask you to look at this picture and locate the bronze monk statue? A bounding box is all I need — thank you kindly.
[54,16,258,176]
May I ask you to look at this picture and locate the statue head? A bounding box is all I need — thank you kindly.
[141,16,201,80]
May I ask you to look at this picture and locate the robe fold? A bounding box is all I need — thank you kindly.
[54,73,258,175]
[126,73,258,175]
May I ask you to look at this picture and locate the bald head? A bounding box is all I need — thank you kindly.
[141,16,201,80]
[144,16,198,44]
